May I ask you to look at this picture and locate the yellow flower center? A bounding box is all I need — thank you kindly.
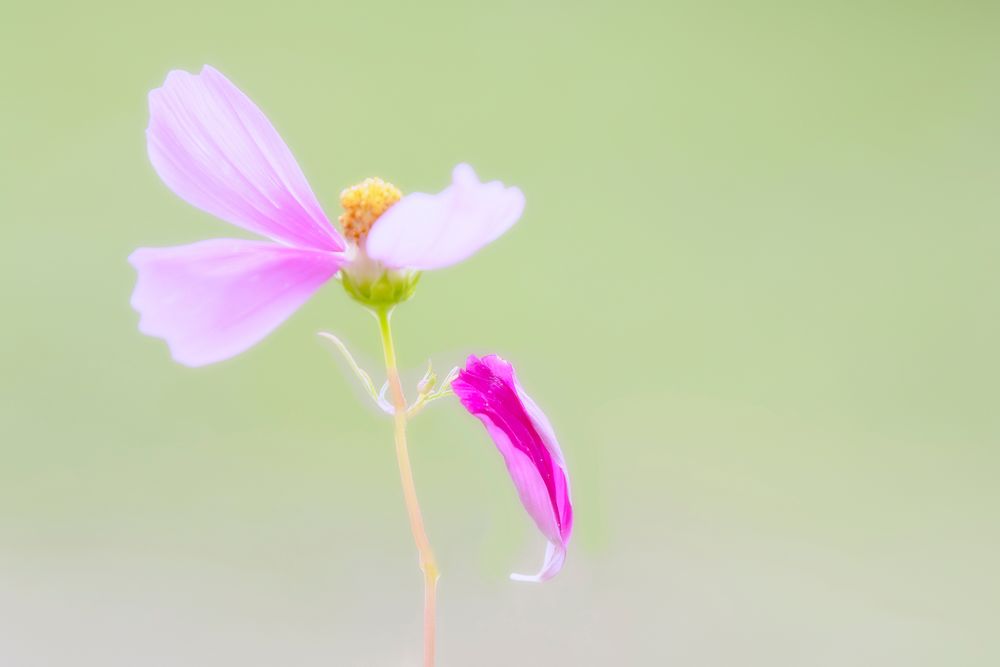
[339,177,402,244]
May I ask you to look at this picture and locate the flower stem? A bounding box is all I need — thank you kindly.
[375,306,439,667]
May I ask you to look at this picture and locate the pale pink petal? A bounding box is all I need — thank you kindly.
[365,164,524,271]
[452,354,572,582]
[147,66,344,252]
[129,239,342,366]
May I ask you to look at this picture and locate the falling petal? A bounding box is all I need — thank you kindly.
[452,354,572,582]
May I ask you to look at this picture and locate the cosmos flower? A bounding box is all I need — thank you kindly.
[452,354,573,581]
[130,65,524,366]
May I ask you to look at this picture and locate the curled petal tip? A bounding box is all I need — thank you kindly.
[510,541,567,583]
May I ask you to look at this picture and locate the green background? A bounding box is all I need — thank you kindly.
[2,0,998,664]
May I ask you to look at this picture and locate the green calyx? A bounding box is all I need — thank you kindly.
[340,269,421,308]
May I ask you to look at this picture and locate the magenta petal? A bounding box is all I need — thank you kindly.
[452,354,573,582]
[129,239,341,366]
[365,164,525,271]
[147,66,344,252]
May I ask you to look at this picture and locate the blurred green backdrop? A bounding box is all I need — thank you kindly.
[1,0,998,664]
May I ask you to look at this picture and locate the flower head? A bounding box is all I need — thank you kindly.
[131,65,525,365]
[452,354,573,582]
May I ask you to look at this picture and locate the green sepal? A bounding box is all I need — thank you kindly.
[341,269,421,309]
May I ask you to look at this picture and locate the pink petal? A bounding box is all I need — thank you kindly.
[365,164,525,271]
[147,66,344,252]
[452,354,573,582]
[129,239,342,366]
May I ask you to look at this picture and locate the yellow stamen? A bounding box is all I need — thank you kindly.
[339,177,402,244]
